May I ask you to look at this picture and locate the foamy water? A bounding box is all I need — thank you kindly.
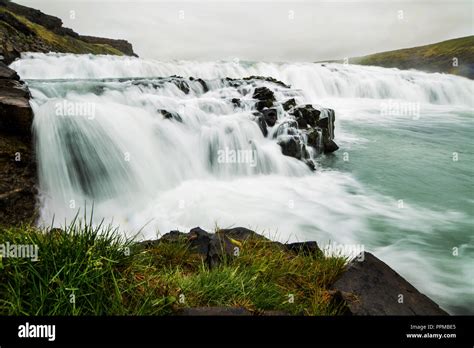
[11,53,474,314]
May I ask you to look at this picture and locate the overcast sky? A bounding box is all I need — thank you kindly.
[15,0,474,62]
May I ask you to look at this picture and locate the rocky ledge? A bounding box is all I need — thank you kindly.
[0,0,137,64]
[0,61,36,226]
[138,226,448,316]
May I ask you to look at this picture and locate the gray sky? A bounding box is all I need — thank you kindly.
[15,0,474,62]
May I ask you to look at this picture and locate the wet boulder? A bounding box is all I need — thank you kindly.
[208,230,236,268]
[243,76,291,88]
[306,128,321,149]
[317,108,339,153]
[278,135,304,160]
[158,109,182,122]
[254,113,268,137]
[331,252,449,315]
[0,69,33,136]
[291,104,321,128]
[189,77,209,93]
[188,227,213,256]
[0,62,19,80]
[282,98,296,111]
[231,98,241,107]
[168,77,190,94]
[253,86,275,111]
[261,108,278,127]
[317,108,335,138]
[218,227,265,241]
[323,139,339,153]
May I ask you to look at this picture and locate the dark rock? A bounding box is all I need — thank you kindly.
[2,1,64,34]
[188,227,213,256]
[189,77,209,93]
[303,159,316,171]
[323,139,339,153]
[255,99,273,111]
[158,109,182,122]
[317,108,335,139]
[0,11,35,36]
[159,230,187,243]
[306,128,321,149]
[0,81,33,136]
[136,230,188,250]
[331,252,449,315]
[168,78,190,94]
[285,241,321,255]
[219,227,266,241]
[291,104,321,129]
[0,62,19,80]
[208,231,236,268]
[139,227,268,269]
[0,64,37,227]
[261,108,278,127]
[327,290,354,316]
[231,98,241,107]
[0,79,29,98]
[243,76,290,88]
[253,86,275,111]
[195,78,209,93]
[282,98,296,111]
[79,36,136,57]
[316,109,339,153]
[255,114,268,137]
[278,136,304,159]
[253,87,275,101]
[176,307,252,316]
[0,1,137,64]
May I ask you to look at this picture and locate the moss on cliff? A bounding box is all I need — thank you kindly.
[0,4,132,64]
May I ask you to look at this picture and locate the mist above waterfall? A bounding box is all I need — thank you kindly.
[14,0,474,61]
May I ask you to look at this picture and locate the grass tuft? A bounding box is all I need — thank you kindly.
[0,221,347,315]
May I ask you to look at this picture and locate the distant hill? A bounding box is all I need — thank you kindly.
[325,36,474,79]
[0,0,137,64]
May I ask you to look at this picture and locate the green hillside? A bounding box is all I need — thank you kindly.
[0,1,135,64]
[351,36,474,79]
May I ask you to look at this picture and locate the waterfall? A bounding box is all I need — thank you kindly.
[10,53,474,313]
[12,52,473,106]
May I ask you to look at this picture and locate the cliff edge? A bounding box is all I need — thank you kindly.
[0,0,137,65]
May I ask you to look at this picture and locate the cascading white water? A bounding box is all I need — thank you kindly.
[10,53,474,314]
[12,52,473,105]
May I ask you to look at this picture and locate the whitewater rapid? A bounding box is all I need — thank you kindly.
[10,53,474,314]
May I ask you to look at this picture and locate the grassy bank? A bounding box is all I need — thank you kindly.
[0,220,347,315]
[0,6,127,64]
[351,36,474,79]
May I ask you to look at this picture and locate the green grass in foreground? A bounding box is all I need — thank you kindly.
[0,220,347,315]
